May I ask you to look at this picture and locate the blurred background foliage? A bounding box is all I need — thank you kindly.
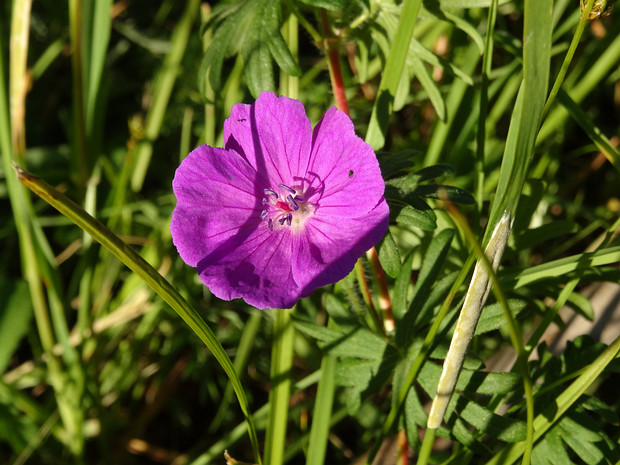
[0,0,619,464]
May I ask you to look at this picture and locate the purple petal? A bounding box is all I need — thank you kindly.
[292,198,390,292]
[171,145,263,268]
[224,92,313,189]
[306,107,385,217]
[197,229,303,309]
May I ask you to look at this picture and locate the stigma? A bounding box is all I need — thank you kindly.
[260,183,313,231]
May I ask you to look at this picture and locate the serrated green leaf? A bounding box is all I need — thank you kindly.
[292,317,387,360]
[557,413,607,465]
[267,33,301,77]
[580,396,619,424]
[404,387,424,450]
[452,417,481,448]
[325,294,359,331]
[298,0,345,9]
[377,229,402,279]
[415,184,475,204]
[514,220,578,250]
[439,0,511,7]
[420,360,521,395]
[377,150,419,178]
[532,428,571,465]
[386,173,420,194]
[475,300,527,335]
[429,344,484,371]
[398,229,454,343]
[566,291,594,321]
[414,271,459,329]
[393,204,437,231]
[334,358,381,387]
[198,0,299,98]
[460,401,527,443]
[392,252,415,320]
[415,163,455,181]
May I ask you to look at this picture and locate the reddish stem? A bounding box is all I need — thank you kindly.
[321,10,350,115]
[321,9,394,329]
[367,246,395,331]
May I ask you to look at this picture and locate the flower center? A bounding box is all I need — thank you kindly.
[260,183,314,232]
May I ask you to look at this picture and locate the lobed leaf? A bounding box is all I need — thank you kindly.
[460,401,527,443]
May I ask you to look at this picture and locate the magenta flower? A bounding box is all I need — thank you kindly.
[171,92,389,309]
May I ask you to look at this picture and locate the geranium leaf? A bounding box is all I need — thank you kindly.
[415,184,475,204]
[198,0,299,99]
[475,300,528,335]
[415,163,455,182]
[298,0,345,9]
[377,229,402,279]
[439,0,511,7]
[459,401,527,443]
[393,204,437,231]
[377,150,420,178]
[392,252,415,320]
[292,317,387,360]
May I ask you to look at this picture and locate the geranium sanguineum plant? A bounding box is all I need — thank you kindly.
[171,92,389,309]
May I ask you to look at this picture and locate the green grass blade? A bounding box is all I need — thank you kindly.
[487,0,553,236]
[130,0,200,192]
[501,246,620,289]
[556,89,620,172]
[14,165,262,465]
[365,0,422,150]
[537,31,620,145]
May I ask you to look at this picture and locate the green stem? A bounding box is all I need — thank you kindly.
[416,429,436,465]
[365,0,422,150]
[264,308,296,465]
[201,3,216,146]
[305,319,337,465]
[280,11,299,100]
[130,0,200,192]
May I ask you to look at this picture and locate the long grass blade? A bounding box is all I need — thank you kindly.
[14,165,262,464]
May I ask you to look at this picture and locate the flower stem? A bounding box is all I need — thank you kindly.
[367,247,394,331]
[415,428,436,465]
[264,307,296,465]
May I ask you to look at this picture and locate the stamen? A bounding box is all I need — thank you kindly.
[264,188,278,199]
[262,198,267,205]
[279,217,286,225]
[286,194,299,211]
[294,195,304,201]
[278,183,296,194]
[285,213,292,226]
[268,218,274,231]
[260,210,269,220]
